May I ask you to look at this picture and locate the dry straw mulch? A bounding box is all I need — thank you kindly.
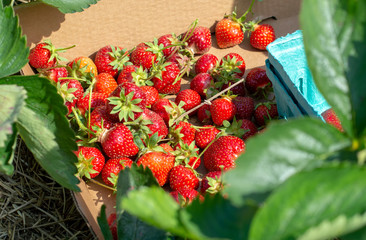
[0,138,96,240]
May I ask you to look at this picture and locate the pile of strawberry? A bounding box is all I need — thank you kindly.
[28,6,279,207]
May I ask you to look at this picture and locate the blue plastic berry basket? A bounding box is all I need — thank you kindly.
[265,30,330,120]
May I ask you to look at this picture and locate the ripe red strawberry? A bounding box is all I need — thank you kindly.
[215,17,243,49]
[321,108,343,132]
[221,80,246,97]
[195,53,218,74]
[219,52,246,78]
[58,79,84,115]
[173,142,201,169]
[130,43,157,70]
[170,189,204,205]
[160,143,174,154]
[137,151,175,186]
[117,65,138,84]
[195,125,220,149]
[197,104,212,124]
[245,67,272,95]
[77,92,108,115]
[40,67,68,83]
[203,135,245,171]
[169,165,199,191]
[107,213,118,240]
[250,24,276,50]
[240,118,258,140]
[75,146,105,179]
[99,123,139,158]
[254,102,278,126]
[210,97,237,126]
[158,34,180,57]
[140,108,169,139]
[94,73,118,96]
[200,171,223,195]
[88,105,114,133]
[94,45,128,77]
[151,98,173,125]
[183,26,212,55]
[175,89,201,116]
[101,157,133,186]
[232,96,255,120]
[106,82,146,122]
[29,40,73,69]
[172,121,196,145]
[152,62,181,94]
[140,86,160,107]
[190,73,214,99]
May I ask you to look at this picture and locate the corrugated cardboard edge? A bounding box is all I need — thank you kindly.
[15,0,301,238]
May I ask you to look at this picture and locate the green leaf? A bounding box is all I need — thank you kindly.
[0,85,26,175]
[300,0,366,137]
[181,194,258,240]
[224,117,351,206]
[0,4,29,78]
[0,75,80,191]
[97,205,114,240]
[249,164,366,240]
[41,0,99,13]
[121,187,190,238]
[115,164,168,239]
[2,0,12,7]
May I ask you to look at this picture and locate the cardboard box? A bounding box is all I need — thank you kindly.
[16,0,301,238]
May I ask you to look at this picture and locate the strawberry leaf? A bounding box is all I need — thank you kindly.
[0,75,80,191]
[249,164,366,240]
[0,85,26,175]
[41,0,100,14]
[97,205,114,240]
[224,117,351,206]
[300,0,366,137]
[0,4,28,78]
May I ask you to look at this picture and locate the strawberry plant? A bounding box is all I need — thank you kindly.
[0,0,99,191]
[97,0,366,239]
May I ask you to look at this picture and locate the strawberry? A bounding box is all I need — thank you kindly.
[183,26,212,55]
[117,65,138,84]
[139,108,169,139]
[106,82,146,122]
[171,121,196,145]
[197,104,212,124]
[58,79,84,115]
[203,135,245,171]
[99,123,139,158]
[190,72,214,98]
[170,189,203,205]
[152,62,181,94]
[68,56,98,77]
[40,67,68,83]
[29,40,73,69]
[151,98,173,125]
[240,118,258,140]
[219,52,246,78]
[75,146,105,179]
[77,92,108,115]
[195,53,218,74]
[210,96,237,126]
[245,67,272,96]
[88,105,114,133]
[321,108,343,132]
[175,89,201,116]
[95,72,118,96]
[254,102,278,126]
[173,141,201,169]
[137,151,175,186]
[158,34,181,57]
[94,45,129,77]
[107,213,118,240]
[169,165,199,191]
[232,96,255,120]
[101,157,133,186]
[195,125,220,149]
[215,17,243,49]
[249,24,276,50]
[200,171,223,195]
[140,86,160,107]
[160,143,174,154]
[220,80,246,97]
[130,43,158,70]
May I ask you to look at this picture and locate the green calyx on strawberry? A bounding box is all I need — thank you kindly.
[75,146,105,179]
[172,140,201,169]
[57,81,78,103]
[67,59,95,87]
[219,117,246,138]
[135,132,166,158]
[166,101,188,127]
[131,65,152,86]
[108,46,132,71]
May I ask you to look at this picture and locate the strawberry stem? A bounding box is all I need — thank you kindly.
[237,0,256,22]
[88,179,116,192]
[71,107,95,136]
